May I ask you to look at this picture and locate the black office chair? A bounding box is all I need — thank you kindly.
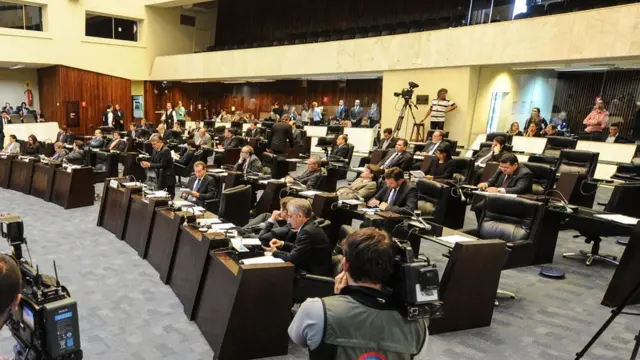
[604,183,640,218]
[426,130,450,140]
[174,150,204,184]
[486,132,511,144]
[214,126,226,137]
[326,125,344,136]
[522,162,556,195]
[415,179,449,225]
[217,185,252,226]
[451,157,474,184]
[556,149,599,178]
[262,152,289,179]
[543,136,577,158]
[477,142,514,153]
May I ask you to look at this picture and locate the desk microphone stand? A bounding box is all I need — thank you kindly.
[575,279,640,360]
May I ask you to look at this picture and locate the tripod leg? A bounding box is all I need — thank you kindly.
[630,330,640,360]
[575,309,620,359]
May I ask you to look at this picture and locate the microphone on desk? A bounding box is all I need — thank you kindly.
[545,189,574,214]
[398,208,432,232]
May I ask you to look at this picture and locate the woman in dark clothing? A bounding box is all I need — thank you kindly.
[25,134,41,155]
[524,107,548,133]
[524,123,543,137]
[425,143,455,180]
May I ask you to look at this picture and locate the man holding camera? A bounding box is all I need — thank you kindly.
[0,253,22,333]
[289,228,427,359]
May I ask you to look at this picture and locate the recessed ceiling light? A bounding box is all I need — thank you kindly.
[9,64,25,70]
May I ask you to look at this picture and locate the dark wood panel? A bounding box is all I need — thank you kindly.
[38,65,132,136]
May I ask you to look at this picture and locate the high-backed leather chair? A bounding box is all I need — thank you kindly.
[522,162,556,195]
[486,132,511,144]
[543,136,577,158]
[174,150,204,183]
[478,141,513,153]
[415,179,449,225]
[426,130,450,139]
[604,183,640,218]
[218,185,252,226]
[556,149,599,178]
[451,157,474,184]
[262,152,289,179]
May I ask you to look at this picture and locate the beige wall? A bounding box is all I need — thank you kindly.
[381,67,479,146]
[150,3,640,81]
[0,0,216,80]
[0,68,40,110]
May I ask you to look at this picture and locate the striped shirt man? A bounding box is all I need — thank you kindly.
[430,98,455,123]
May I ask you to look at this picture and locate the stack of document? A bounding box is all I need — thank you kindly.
[197,218,222,226]
[594,214,640,225]
[206,223,236,234]
[437,235,475,246]
[239,256,285,265]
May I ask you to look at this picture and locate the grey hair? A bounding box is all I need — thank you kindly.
[149,134,163,142]
[309,155,322,166]
[287,198,313,218]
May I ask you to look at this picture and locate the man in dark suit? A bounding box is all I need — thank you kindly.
[478,153,533,195]
[268,118,294,155]
[64,141,86,166]
[349,99,364,127]
[106,131,127,152]
[335,99,348,120]
[189,120,202,136]
[245,121,262,138]
[141,134,176,198]
[128,123,138,140]
[87,129,105,149]
[0,111,5,147]
[48,142,69,161]
[379,138,412,171]
[181,161,216,206]
[113,104,124,131]
[417,130,444,156]
[604,123,630,143]
[329,134,350,160]
[472,135,506,184]
[358,128,398,167]
[287,156,325,190]
[218,128,241,149]
[175,140,197,166]
[264,198,333,276]
[235,145,263,174]
[368,167,418,215]
[139,118,154,132]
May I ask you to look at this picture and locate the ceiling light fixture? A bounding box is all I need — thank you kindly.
[9,64,25,70]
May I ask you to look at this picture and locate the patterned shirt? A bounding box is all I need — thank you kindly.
[430,99,455,122]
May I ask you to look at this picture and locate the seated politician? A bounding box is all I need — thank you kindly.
[214,128,241,166]
[258,198,297,246]
[24,134,41,156]
[2,135,20,154]
[337,164,382,201]
[243,196,295,232]
[64,141,86,166]
[471,135,506,184]
[47,142,69,161]
[234,145,263,175]
[368,167,418,215]
[286,155,326,190]
[194,128,212,147]
[106,131,126,152]
[422,143,455,180]
[379,138,412,171]
[264,198,333,276]
[329,134,349,160]
[175,140,197,166]
[477,152,533,195]
[87,130,106,149]
[181,161,216,206]
[245,121,262,138]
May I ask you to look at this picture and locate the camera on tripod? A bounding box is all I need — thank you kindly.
[394,81,420,100]
[1,213,83,360]
[388,239,443,321]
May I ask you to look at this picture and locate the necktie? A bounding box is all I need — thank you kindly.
[384,152,398,168]
[243,159,249,173]
[388,189,397,205]
[194,178,201,191]
[501,174,511,189]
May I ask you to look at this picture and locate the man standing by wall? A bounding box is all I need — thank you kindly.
[422,88,458,130]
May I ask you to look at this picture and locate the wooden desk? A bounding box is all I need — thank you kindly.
[194,253,294,360]
[10,158,37,194]
[123,194,169,258]
[146,209,184,283]
[97,178,140,239]
[0,155,17,188]
[169,224,227,320]
[30,162,60,201]
[51,167,94,209]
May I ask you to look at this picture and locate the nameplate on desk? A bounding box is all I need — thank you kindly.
[208,169,226,173]
[437,235,475,245]
[109,179,120,189]
[471,190,517,197]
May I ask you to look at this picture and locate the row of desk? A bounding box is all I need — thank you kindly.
[0,154,94,209]
[97,178,295,360]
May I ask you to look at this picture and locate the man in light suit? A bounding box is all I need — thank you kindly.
[286,156,325,190]
[181,161,216,206]
[337,164,382,201]
[349,99,364,127]
[235,145,263,175]
[368,167,418,215]
[194,128,212,147]
[48,142,69,161]
[1,135,20,154]
[87,130,105,149]
[335,99,348,120]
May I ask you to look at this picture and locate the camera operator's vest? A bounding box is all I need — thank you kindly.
[310,287,427,360]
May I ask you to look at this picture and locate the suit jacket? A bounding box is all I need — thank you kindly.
[138,124,154,133]
[335,105,349,120]
[338,178,378,201]
[25,143,40,156]
[377,137,397,151]
[185,174,216,206]
[113,110,124,130]
[176,149,195,166]
[296,168,325,190]
[128,130,138,140]
[87,137,105,149]
[150,146,176,189]
[374,181,418,215]
[426,159,456,179]
[197,133,213,147]
[380,151,412,171]
[245,127,262,138]
[486,165,533,194]
[330,144,349,160]
[64,150,85,165]
[259,220,295,246]
[268,122,294,154]
[604,134,630,143]
[4,142,20,154]
[349,106,364,126]
[292,129,303,146]
[222,136,241,149]
[420,141,442,155]
[234,154,263,174]
[55,131,71,144]
[50,149,69,161]
[473,147,504,167]
[273,219,333,276]
[108,139,127,152]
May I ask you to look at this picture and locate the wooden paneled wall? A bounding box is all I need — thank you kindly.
[37,66,132,136]
[144,79,382,122]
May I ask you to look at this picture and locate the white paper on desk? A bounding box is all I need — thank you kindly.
[414,155,425,160]
[194,206,205,212]
[241,238,262,246]
[438,235,474,245]
[340,199,363,205]
[197,218,221,225]
[148,191,168,197]
[208,168,226,173]
[122,182,142,188]
[170,150,179,160]
[361,208,379,213]
[594,214,640,225]
[287,158,302,162]
[173,200,193,207]
[210,223,235,230]
[472,190,517,197]
[240,256,285,265]
[300,190,322,197]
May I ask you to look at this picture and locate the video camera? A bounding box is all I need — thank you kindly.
[1,213,83,360]
[387,239,442,321]
[393,81,420,100]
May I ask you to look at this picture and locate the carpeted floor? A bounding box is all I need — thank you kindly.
[0,175,638,360]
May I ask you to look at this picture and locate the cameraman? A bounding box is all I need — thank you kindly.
[288,228,427,359]
[0,254,21,332]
